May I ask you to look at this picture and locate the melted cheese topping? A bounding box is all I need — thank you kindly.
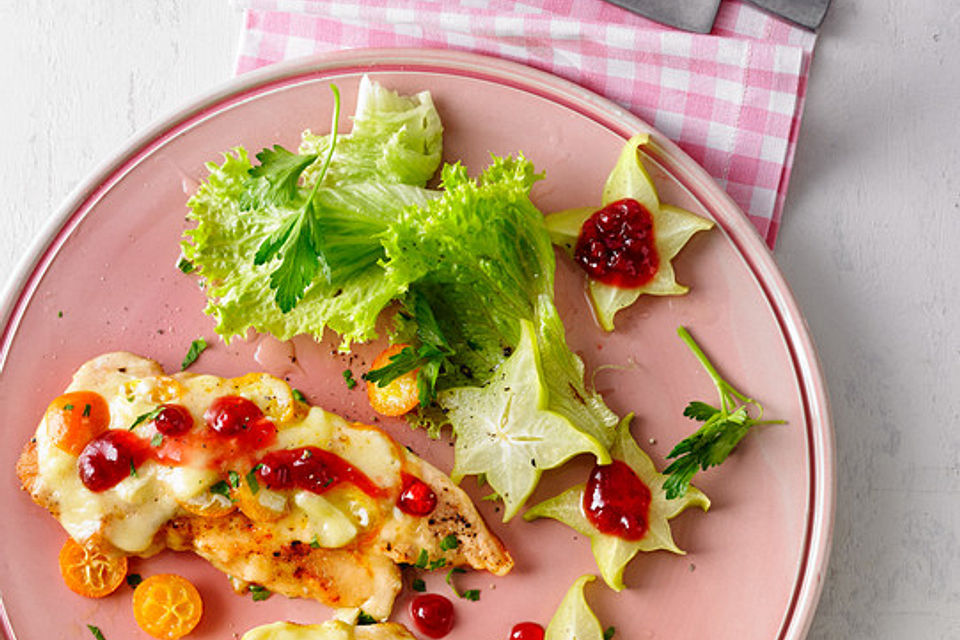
[33,366,405,554]
[242,620,415,640]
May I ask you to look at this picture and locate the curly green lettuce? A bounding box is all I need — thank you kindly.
[181,78,619,518]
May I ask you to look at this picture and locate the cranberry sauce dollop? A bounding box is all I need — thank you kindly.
[410,593,455,638]
[583,459,652,540]
[574,198,659,288]
[204,395,265,436]
[154,404,194,436]
[397,472,437,516]
[78,430,151,492]
[510,622,545,640]
[76,395,391,501]
[255,447,384,498]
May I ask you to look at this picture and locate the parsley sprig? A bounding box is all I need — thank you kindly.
[663,327,785,499]
[249,86,342,312]
[363,291,453,405]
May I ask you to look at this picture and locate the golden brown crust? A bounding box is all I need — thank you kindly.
[161,511,402,617]
[17,351,512,618]
[376,455,513,576]
[16,439,39,500]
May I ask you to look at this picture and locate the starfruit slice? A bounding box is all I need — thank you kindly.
[544,575,605,640]
[439,319,610,522]
[545,134,714,331]
[524,414,709,590]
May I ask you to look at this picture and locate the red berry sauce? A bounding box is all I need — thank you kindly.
[204,395,264,436]
[255,447,384,498]
[154,404,194,436]
[583,459,652,540]
[78,430,151,492]
[76,395,384,500]
[410,594,455,638]
[574,198,659,288]
[397,472,437,516]
[510,622,545,640]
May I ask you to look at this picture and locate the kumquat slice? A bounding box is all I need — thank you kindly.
[233,480,287,522]
[45,391,111,456]
[132,574,203,639]
[178,490,237,518]
[58,537,127,598]
[366,344,420,417]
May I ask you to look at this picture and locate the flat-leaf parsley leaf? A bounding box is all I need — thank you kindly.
[251,86,342,312]
[662,326,785,499]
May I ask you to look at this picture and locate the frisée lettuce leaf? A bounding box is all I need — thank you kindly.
[299,75,443,188]
[181,78,443,345]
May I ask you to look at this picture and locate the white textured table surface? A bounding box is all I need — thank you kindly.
[3,2,959,638]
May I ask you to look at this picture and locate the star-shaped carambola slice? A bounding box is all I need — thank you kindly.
[439,320,610,522]
[545,134,714,331]
[544,575,606,640]
[524,414,709,591]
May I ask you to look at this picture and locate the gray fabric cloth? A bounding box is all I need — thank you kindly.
[606,0,830,32]
[746,0,831,30]
[603,0,721,33]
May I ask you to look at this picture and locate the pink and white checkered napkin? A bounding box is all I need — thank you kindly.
[234,0,816,248]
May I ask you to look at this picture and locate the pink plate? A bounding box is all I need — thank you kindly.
[0,49,833,640]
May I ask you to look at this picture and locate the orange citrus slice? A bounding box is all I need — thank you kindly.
[58,537,127,598]
[45,391,110,456]
[132,574,203,639]
[366,344,420,417]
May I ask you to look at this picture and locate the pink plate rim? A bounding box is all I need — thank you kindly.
[0,47,834,640]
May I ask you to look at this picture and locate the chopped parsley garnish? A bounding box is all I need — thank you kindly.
[362,292,453,406]
[63,404,74,411]
[342,368,357,390]
[445,567,465,586]
[428,557,447,570]
[209,480,231,498]
[176,257,196,274]
[444,567,479,601]
[249,584,271,601]
[309,535,320,549]
[129,460,138,478]
[439,534,459,551]
[603,626,616,640]
[245,465,262,495]
[126,573,143,589]
[412,578,426,592]
[87,625,107,640]
[57,310,63,318]
[356,611,377,625]
[292,388,307,403]
[181,338,208,370]
[414,548,429,569]
[82,403,92,417]
[228,470,241,489]
[129,406,162,430]
[150,433,163,447]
